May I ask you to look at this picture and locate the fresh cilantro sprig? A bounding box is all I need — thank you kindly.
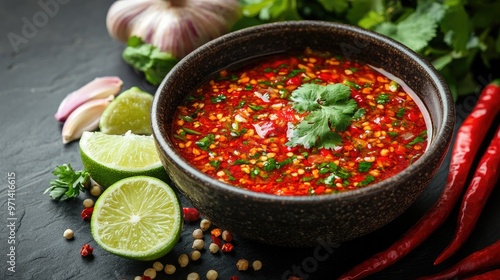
[286,83,359,149]
[122,36,179,85]
[44,164,89,200]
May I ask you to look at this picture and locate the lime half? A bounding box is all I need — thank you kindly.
[91,176,182,261]
[99,87,153,135]
[79,131,166,188]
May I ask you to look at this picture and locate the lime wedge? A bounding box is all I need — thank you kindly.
[91,176,182,261]
[99,87,153,135]
[79,131,166,188]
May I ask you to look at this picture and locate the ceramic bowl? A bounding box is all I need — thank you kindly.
[151,21,455,247]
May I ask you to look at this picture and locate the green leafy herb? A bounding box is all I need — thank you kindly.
[122,36,179,86]
[358,161,373,173]
[358,175,376,187]
[196,134,215,150]
[375,93,391,104]
[286,83,358,149]
[352,108,366,120]
[211,94,227,103]
[210,160,221,169]
[44,164,89,200]
[396,108,406,118]
[248,104,264,111]
[182,127,201,135]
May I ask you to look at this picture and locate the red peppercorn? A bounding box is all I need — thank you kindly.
[182,207,200,222]
[80,243,93,257]
[221,243,234,253]
[229,276,239,280]
[141,276,151,280]
[81,207,93,221]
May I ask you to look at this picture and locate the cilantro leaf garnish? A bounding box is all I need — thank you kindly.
[286,83,358,149]
[44,164,89,200]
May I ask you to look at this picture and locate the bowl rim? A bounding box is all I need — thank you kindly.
[151,20,454,203]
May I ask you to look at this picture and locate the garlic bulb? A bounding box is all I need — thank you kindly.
[106,0,241,58]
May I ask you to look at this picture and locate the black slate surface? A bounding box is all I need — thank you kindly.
[1,1,499,280]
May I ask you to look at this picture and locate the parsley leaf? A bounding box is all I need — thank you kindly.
[44,164,89,200]
[286,83,358,149]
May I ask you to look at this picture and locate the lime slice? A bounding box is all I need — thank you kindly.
[99,87,153,135]
[91,176,182,261]
[79,130,166,188]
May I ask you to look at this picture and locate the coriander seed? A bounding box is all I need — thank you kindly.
[192,228,203,239]
[82,198,94,208]
[192,239,204,250]
[63,229,74,240]
[152,261,163,271]
[164,264,176,274]
[209,243,219,254]
[206,269,218,280]
[187,272,200,280]
[252,260,263,271]
[191,250,202,261]
[90,184,102,196]
[200,219,211,231]
[143,267,157,279]
[236,259,249,271]
[178,253,189,267]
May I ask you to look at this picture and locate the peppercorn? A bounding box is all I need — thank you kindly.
[63,229,74,240]
[209,243,219,254]
[152,261,163,272]
[200,219,211,231]
[143,268,156,279]
[81,207,93,221]
[164,264,176,275]
[183,207,200,222]
[192,239,204,250]
[236,259,249,271]
[252,260,263,271]
[222,230,233,242]
[178,253,189,267]
[206,269,218,280]
[191,250,201,261]
[80,243,93,257]
[187,272,200,280]
[90,183,102,197]
[82,198,94,208]
[192,228,203,239]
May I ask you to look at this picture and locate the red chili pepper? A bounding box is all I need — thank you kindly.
[435,126,500,264]
[464,269,500,280]
[80,243,93,257]
[229,276,239,280]
[221,243,234,253]
[417,239,500,280]
[338,79,500,280]
[141,276,152,280]
[182,207,200,222]
[81,207,93,221]
[211,235,222,247]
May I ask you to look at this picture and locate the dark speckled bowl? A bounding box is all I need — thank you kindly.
[151,21,455,247]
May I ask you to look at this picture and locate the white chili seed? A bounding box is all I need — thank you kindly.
[192,228,203,239]
[143,268,157,279]
[178,254,189,267]
[90,184,102,197]
[82,198,94,208]
[236,259,249,271]
[206,269,218,280]
[164,264,176,275]
[192,239,204,250]
[209,243,219,254]
[252,260,263,271]
[187,272,200,280]
[200,219,211,231]
[191,250,201,261]
[152,261,163,272]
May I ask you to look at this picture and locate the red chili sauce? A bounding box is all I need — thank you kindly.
[171,48,428,196]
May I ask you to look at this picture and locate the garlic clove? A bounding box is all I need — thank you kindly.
[61,96,114,144]
[55,76,123,122]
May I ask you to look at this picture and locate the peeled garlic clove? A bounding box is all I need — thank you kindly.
[62,96,114,144]
[55,76,123,122]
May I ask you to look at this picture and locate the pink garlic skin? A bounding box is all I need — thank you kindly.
[54,76,123,122]
[61,96,114,144]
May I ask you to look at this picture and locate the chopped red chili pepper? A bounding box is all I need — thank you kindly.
[464,269,500,280]
[221,243,234,253]
[81,207,93,221]
[141,276,151,280]
[229,276,239,280]
[211,228,221,237]
[182,207,200,222]
[211,235,222,247]
[80,243,93,257]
